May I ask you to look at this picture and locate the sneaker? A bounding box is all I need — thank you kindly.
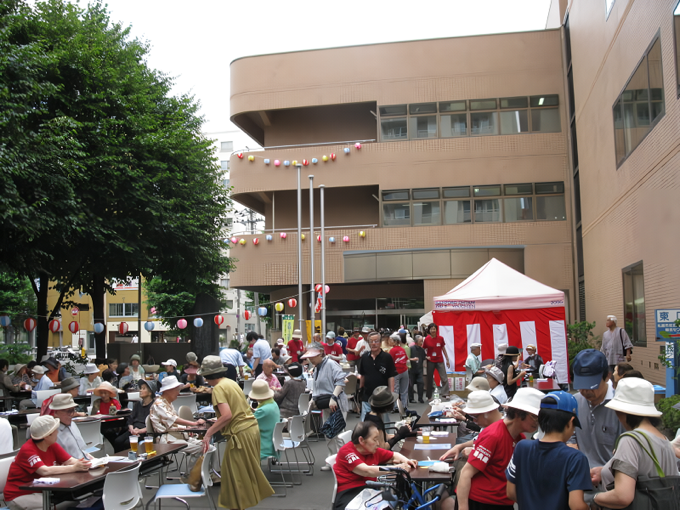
[321,465,331,471]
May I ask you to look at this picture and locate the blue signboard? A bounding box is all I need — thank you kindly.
[655,309,680,341]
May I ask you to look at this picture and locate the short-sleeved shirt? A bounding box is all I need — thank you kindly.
[423,335,446,363]
[346,336,361,361]
[466,418,525,506]
[252,339,272,366]
[358,350,397,402]
[211,377,257,437]
[256,372,282,391]
[150,396,180,436]
[220,348,246,367]
[601,327,634,365]
[337,336,348,354]
[334,442,394,493]
[287,339,305,363]
[465,353,481,382]
[4,440,71,501]
[57,421,89,460]
[323,342,343,358]
[506,440,592,510]
[93,398,121,415]
[390,346,408,374]
[253,400,280,459]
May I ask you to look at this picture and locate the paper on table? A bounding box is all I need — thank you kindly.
[414,444,451,450]
[431,431,449,437]
[34,478,60,485]
[435,418,457,424]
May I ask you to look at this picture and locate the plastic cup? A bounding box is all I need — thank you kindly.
[422,429,430,444]
[129,436,138,453]
[145,437,154,454]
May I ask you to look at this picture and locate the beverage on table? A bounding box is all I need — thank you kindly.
[422,428,430,444]
[130,436,138,453]
[145,436,154,454]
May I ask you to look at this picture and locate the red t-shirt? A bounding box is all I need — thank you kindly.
[5,440,71,501]
[40,395,56,416]
[346,336,360,361]
[95,399,121,415]
[465,418,525,506]
[334,442,394,493]
[390,346,408,374]
[423,335,446,363]
[288,339,305,362]
[323,343,343,358]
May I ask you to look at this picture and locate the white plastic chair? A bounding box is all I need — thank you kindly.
[298,393,310,416]
[172,394,197,415]
[102,461,143,510]
[35,389,60,408]
[242,378,253,397]
[271,421,307,484]
[0,454,16,501]
[127,392,141,410]
[145,446,217,510]
[75,419,103,451]
[25,412,39,440]
[326,454,338,504]
[288,415,315,470]
[337,429,352,446]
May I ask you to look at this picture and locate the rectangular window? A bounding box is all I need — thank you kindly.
[220,160,229,170]
[473,185,501,197]
[504,183,533,195]
[648,38,664,121]
[409,115,437,139]
[412,188,439,200]
[220,141,233,152]
[536,195,566,221]
[440,114,468,137]
[444,200,471,224]
[382,203,411,227]
[409,103,437,114]
[382,190,409,201]
[470,99,497,110]
[535,182,564,194]
[225,300,234,309]
[379,105,407,116]
[623,262,646,346]
[108,303,138,317]
[474,199,502,222]
[439,101,466,112]
[500,110,529,134]
[222,178,230,187]
[500,97,528,109]
[412,201,441,226]
[443,187,470,198]
[220,279,230,288]
[504,197,534,222]
[380,117,408,141]
[531,108,561,132]
[470,111,498,136]
[530,95,559,107]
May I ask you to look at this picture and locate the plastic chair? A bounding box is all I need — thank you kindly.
[178,406,193,422]
[172,394,197,415]
[242,378,253,397]
[0,454,16,502]
[25,413,39,440]
[145,446,217,510]
[337,429,352,446]
[287,415,315,470]
[271,421,308,484]
[102,461,143,510]
[326,454,338,504]
[75,419,103,451]
[35,389,60,408]
[298,393,310,416]
[344,374,359,413]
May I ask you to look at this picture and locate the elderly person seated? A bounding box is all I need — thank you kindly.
[180,364,208,392]
[4,415,90,510]
[113,380,157,452]
[333,421,418,509]
[363,386,413,450]
[274,362,307,419]
[116,363,133,389]
[129,354,145,380]
[43,357,67,384]
[78,363,102,395]
[271,348,291,367]
[40,378,85,417]
[158,359,179,384]
[256,359,282,391]
[521,344,544,376]
[485,366,508,404]
[250,379,280,460]
[11,364,32,390]
[24,366,53,409]
[91,382,121,415]
[0,358,20,394]
[49,394,92,459]
[149,375,205,476]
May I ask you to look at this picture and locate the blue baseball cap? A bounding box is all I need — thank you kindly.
[572,349,608,390]
[540,391,581,428]
[398,329,408,334]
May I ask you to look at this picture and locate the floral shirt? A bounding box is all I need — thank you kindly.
[149,395,183,439]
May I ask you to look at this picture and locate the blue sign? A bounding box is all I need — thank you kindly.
[655,309,680,342]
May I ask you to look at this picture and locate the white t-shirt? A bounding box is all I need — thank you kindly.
[489,384,508,405]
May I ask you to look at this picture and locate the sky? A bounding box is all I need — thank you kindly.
[79,0,553,133]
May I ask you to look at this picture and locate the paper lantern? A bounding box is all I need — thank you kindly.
[275,302,284,312]
[317,235,321,242]
[312,158,318,164]
[355,143,362,149]
[288,298,297,308]
[214,315,225,326]
[301,233,306,240]
[253,238,259,245]
[118,322,128,335]
[359,231,366,238]
[239,239,246,245]
[49,319,61,333]
[0,315,10,327]
[264,159,270,165]
[144,321,155,332]
[68,321,79,334]
[292,160,298,166]
[237,153,244,159]
[344,147,350,154]
[24,318,36,332]
[177,318,187,330]
[193,318,204,328]
[280,232,287,239]
[343,236,350,242]
[94,323,105,334]
[322,155,328,162]
[302,159,309,166]
[274,160,281,167]
[230,237,238,244]
[244,310,251,320]
[150,307,157,315]
[266,234,272,241]
[330,153,336,161]
[258,307,267,317]
[284,160,290,167]
[329,237,335,243]
[248,155,255,162]
[315,284,330,294]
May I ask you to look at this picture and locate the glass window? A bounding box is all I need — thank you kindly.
[470,111,498,136]
[412,188,440,199]
[409,115,437,139]
[535,182,564,194]
[504,183,533,195]
[473,185,501,197]
[647,38,664,122]
[470,99,497,110]
[500,110,529,134]
[530,95,559,107]
[379,105,407,116]
[536,195,566,220]
[220,141,233,152]
[623,262,646,346]
[444,200,471,224]
[381,118,408,141]
[382,190,409,201]
[222,178,230,187]
[109,303,123,317]
[623,55,650,154]
[409,103,437,114]
[440,114,468,137]
[676,2,680,96]
[412,201,441,226]
[220,160,229,170]
[474,199,502,222]
[505,197,534,222]
[439,101,467,112]
[606,0,616,18]
[531,108,561,132]
[443,187,470,198]
[500,97,528,109]
[382,203,410,227]
[108,303,138,317]
[225,299,234,308]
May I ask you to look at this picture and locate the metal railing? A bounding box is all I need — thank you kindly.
[227,224,378,236]
[231,139,376,155]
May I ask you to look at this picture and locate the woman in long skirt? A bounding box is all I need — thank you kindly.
[199,355,274,509]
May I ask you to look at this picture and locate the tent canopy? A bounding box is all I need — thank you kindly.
[433,258,565,312]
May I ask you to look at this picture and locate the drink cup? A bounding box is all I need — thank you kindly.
[145,437,154,454]
[130,436,138,453]
[422,429,430,444]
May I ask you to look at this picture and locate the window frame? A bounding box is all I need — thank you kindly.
[220,141,233,152]
[622,261,646,347]
[108,302,139,318]
[675,0,680,97]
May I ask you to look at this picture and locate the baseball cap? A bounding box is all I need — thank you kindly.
[540,391,581,428]
[572,349,608,390]
[326,331,336,340]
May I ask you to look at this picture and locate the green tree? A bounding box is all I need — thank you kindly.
[0,271,37,342]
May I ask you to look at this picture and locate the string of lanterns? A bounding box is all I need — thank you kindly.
[235,142,362,166]
[228,230,366,246]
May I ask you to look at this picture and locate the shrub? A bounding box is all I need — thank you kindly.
[567,320,600,367]
[657,394,680,435]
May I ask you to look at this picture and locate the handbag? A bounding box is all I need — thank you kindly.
[313,394,333,410]
[614,431,680,510]
[187,454,204,492]
[320,409,346,439]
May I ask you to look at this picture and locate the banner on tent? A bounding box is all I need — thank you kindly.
[433,307,569,383]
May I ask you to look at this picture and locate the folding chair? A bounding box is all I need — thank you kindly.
[102,461,143,510]
[326,455,338,504]
[287,415,315,471]
[172,394,197,415]
[298,393,310,416]
[75,419,104,455]
[271,421,309,484]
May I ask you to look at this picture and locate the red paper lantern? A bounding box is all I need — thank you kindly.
[24,318,36,332]
[302,159,309,166]
[244,310,251,320]
[68,321,79,334]
[288,298,297,308]
[315,284,330,294]
[237,153,244,159]
[48,319,61,333]
[177,318,187,329]
[118,322,128,335]
[330,153,336,161]
[214,315,225,326]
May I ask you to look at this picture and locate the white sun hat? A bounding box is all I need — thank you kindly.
[466,377,490,392]
[159,375,183,393]
[505,387,545,416]
[605,378,662,417]
[462,391,499,415]
[83,363,100,375]
[161,359,177,367]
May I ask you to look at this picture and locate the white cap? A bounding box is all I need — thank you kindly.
[276,338,284,345]
[161,359,177,367]
[470,343,482,349]
[159,375,183,393]
[606,315,618,323]
[505,388,544,416]
[462,391,499,414]
[83,363,99,375]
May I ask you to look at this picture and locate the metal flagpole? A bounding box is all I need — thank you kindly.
[320,185,326,336]
[309,175,315,338]
[296,164,304,340]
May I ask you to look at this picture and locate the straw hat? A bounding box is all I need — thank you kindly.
[605,378,662,417]
[83,363,100,375]
[462,391,499,415]
[249,379,274,401]
[466,377,490,392]
[49,393,78,410]
[13,363,27,375]
[93,382,119,398]
[158,375,183,393]
[31,415,60,440]
[505,388,544,416]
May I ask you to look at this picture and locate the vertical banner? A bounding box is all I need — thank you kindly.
[306,320,322,344]
[282,315,295,342]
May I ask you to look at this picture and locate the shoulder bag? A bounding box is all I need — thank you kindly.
[312,358,333,410]
[613,430,680,510]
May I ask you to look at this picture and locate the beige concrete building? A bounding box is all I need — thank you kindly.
[228,0,680,385]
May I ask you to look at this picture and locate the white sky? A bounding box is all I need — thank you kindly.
[79,0,552,133]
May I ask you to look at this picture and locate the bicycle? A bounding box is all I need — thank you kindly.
[363,466,447,510]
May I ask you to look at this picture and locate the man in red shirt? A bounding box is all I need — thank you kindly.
[345,327,364,368]
[389,334,409,409]
[287,329,305,363]
[323,331,343,361]
[456,387,544,510]
[423,323,451,400]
